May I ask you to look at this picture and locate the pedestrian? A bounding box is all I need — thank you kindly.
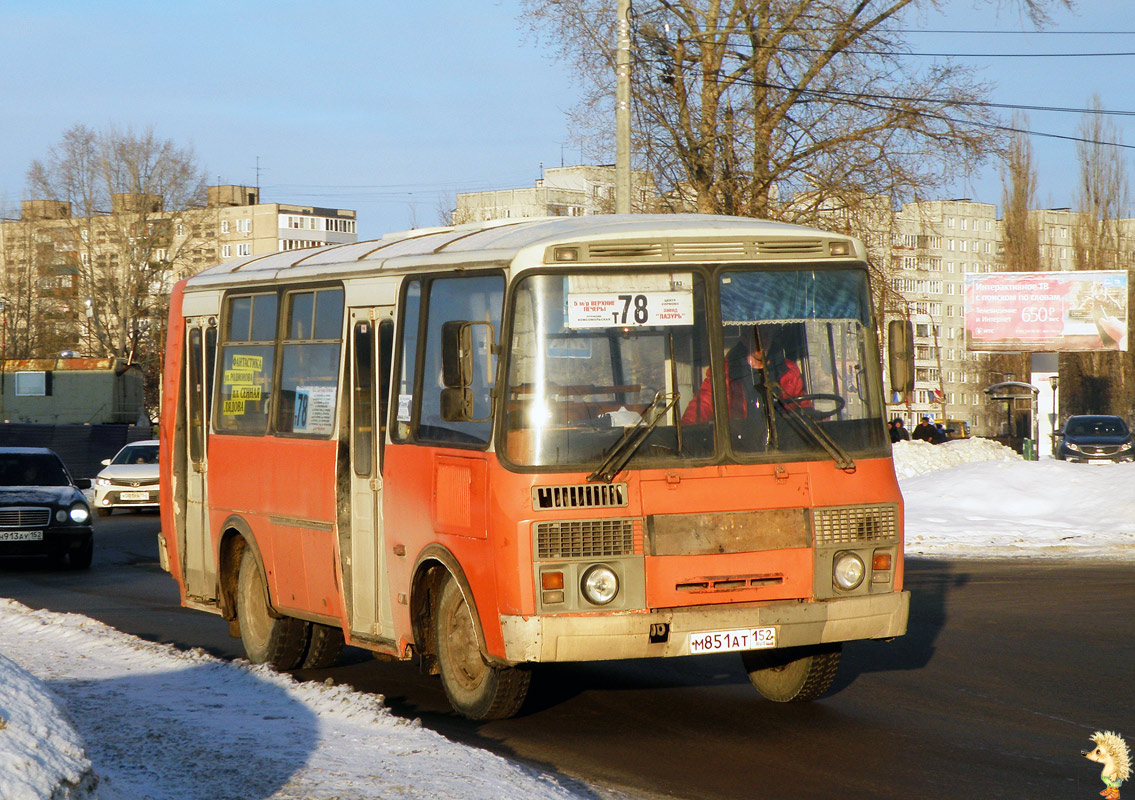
[890,417,911,442]
[932,423,949,444]
[912,416,936,442]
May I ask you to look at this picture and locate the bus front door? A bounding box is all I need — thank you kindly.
[183,319,217,601]
[345,307,395,642]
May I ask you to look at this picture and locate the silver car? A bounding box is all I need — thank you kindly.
[92,440,160,516]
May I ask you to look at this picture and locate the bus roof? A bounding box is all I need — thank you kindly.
[185,214,865,290]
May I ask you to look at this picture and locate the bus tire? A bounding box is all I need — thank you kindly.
[236,548,310,670]
[742,643,841,703]
[435,574,530,720]
[302,623,345,669]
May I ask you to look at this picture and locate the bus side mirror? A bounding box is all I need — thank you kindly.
[441,320,472,389]
[887,320,915,396]
[440,320,494,423]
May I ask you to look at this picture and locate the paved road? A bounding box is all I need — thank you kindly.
[2,512,1131,800]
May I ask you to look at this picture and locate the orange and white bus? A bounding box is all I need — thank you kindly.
[159,214,911,719]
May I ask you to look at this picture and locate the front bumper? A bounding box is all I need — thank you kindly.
[93,485,160,508]
[500,590,910,663]
[0,526,93,558]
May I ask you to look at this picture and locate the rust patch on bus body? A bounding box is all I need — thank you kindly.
[646,508,810,555]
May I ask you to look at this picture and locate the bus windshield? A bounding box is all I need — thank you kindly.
[503,266,888,469]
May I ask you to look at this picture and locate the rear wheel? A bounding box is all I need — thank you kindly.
[235,548,310,670]
[435,574,530,720]
[302,623,345,669]
[742,643,842,703]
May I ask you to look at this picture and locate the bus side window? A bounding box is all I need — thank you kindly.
[417,274,504,446]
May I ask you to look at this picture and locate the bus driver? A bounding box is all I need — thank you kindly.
[681,327,806,424]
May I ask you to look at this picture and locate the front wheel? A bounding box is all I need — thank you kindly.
[235,548,310,670]
[435,574,530,720]
[742,643,842,703]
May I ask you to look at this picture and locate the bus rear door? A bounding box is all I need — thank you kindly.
[183,318,217,601]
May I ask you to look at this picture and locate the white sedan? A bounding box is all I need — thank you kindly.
[92,440,159,516]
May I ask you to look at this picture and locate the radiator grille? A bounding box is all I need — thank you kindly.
[533,483,628,510]
[812,504,898,545]
[0,507,52,528]
[110,477,159,487]
[535,518,638,559]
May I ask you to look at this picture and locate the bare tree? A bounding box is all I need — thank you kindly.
[1000,116,1042,272]
[26,124,208,369]
[520,0,1071,224]
[1060,96,1131,415]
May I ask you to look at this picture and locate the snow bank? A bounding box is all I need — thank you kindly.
[0,651,96,800]
[0,599,604,800]
[892,436,1022,479]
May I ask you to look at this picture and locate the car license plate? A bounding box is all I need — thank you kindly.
[119,491,151,500]
[0,530,44,542]
[688,626,776,654]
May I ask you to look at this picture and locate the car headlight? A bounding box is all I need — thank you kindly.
[833,552,866,591]
[1066,442,1082,452]
[69,504,91,524]
[580,565,619,605]
[95,477,112,486]
[1120,441,1133,452]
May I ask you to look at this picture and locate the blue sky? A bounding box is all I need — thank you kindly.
[1,1,1134,239]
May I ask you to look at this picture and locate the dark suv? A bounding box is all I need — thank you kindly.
[1056,415,1135,463]
[0,447,94,568]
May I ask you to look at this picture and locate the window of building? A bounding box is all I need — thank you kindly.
[221,220,230,234]
[221,245,231,258]
[238,218,251,233]
[15,372,50,396]
[237,243,251,257]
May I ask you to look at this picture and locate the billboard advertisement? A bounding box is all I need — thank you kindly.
[964,270,1128,352]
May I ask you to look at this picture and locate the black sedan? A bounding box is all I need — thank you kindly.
[0,447,94,569]
[1055,415,1135,463]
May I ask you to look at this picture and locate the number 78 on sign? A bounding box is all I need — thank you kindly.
[566,291,694,328]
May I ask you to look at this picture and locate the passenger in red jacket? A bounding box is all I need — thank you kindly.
[681,332,806,424]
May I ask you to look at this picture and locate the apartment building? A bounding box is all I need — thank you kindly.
[454,165,660,223]
[885,199,1009,433]
[0,185,357,358]
[209,185,357,261]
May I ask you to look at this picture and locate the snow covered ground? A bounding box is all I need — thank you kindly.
[2,438,1133,799]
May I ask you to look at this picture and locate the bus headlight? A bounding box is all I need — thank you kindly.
[580,565,619,605]
[833,552,865,591]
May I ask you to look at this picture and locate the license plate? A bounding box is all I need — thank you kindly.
[119,491,151,500]
[688,626,776,654]
[0,530,44,542]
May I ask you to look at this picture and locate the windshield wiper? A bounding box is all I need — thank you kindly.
[768,386,856,472]
[587,391,679,484]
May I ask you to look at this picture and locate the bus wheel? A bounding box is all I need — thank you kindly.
[236,549,310,670]
[435,575,530,720]
[742,643,841,703]
[302,623,345,669]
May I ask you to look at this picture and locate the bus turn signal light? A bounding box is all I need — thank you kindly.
[872,552,892,571]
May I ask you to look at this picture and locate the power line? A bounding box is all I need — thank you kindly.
[636,53,1135,118]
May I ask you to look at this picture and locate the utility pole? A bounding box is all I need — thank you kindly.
[615,0,631,214]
